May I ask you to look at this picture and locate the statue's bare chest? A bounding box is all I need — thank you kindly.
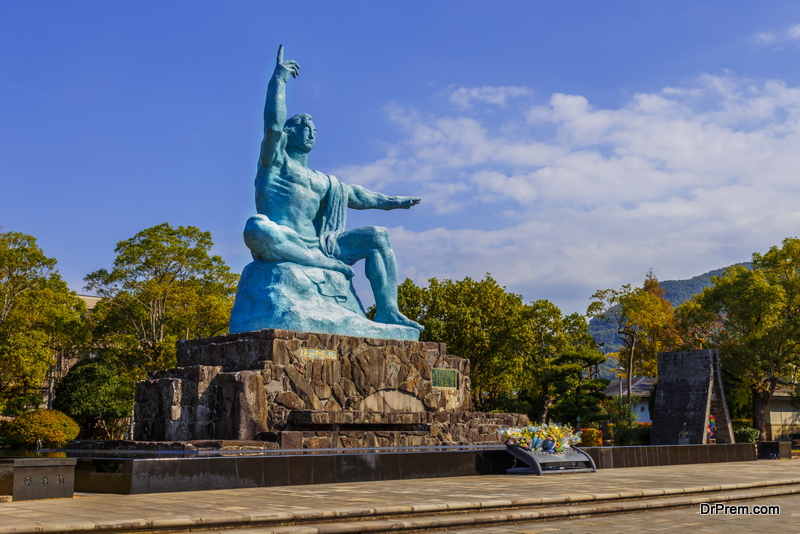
[255,158,329,221]
[276,159,328,198]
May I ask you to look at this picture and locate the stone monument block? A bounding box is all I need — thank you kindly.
[650,349,735,445]
[134,329,474,443]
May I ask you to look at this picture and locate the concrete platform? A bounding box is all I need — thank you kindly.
[63,443,757,494]
[1,461,799,533]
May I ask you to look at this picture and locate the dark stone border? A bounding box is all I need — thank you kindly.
[73,449,512,494]
[582,443,756,469]
[70,443,759,494]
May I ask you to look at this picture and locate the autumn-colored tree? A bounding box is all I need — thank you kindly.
[633,270,677,374]
[587,271,674,400]
[85,223,238,375]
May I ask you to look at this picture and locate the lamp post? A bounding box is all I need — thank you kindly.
[617,366,625,400]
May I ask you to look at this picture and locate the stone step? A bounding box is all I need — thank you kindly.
[24,479,800,534]
[194,484,800,534]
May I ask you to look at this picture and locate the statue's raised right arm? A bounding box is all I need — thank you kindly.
[259,45,299,170]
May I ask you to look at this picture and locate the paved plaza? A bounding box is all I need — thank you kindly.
[1,460,800,533]
[424,493,797,534]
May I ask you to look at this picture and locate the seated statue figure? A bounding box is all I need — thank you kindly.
[229,46,424,340]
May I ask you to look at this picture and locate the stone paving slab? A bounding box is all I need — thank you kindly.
[428,493,799,533]
[0,461,799,533]
[200,485,800,534]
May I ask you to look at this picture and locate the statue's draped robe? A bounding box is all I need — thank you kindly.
[318,175,348,257]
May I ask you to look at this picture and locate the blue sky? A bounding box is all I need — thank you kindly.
[4,2,800,314]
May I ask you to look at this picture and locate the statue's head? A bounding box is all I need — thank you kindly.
[284,113,316,153]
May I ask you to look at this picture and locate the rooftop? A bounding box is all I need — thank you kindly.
[604,376,656,398]
[77,294,101,310]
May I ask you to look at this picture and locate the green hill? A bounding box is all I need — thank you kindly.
[588,263,751,352]
[659,263,751,307]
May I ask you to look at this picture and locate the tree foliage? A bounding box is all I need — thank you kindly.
[0,409,80,449]
[395,276,525,409]
[53,359,133,439]
[587,271,674,399]
[0,232,88,414]
[677,238,800,440]
[394,276,606,422]
[516,301,608,424]
[85,223,238,375]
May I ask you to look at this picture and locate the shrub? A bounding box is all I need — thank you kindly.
[0,409,79,449]
[731,418,753,428]
[580,428,603,447]
[613,422,651,446]
[733,426,760,444]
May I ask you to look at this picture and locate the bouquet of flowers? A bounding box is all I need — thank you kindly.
[500,423,581,453]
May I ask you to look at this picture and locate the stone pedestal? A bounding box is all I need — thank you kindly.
[133,329,525,447]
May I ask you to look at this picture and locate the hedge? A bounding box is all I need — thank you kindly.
[613,422,652,446]
[580,428,603,447]
[0,409,80,449]
[733,426,759,444]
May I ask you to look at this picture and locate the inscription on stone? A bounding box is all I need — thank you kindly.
[432,368,457,389]
[300,347,337,360]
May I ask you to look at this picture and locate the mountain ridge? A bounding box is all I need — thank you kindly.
[589,262,752,351]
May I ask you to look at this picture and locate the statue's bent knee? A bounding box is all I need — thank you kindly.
[373,226,391,249]
[244,215,279,256]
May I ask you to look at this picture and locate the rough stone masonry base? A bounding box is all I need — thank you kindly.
[133,329,528,448]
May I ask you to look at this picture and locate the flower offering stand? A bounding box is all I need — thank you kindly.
[506,444,596,475]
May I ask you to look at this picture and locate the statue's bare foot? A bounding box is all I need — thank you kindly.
[374,309,424,331]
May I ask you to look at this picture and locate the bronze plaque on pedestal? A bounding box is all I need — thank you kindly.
[432,368,458,389]
[300,348,337,359]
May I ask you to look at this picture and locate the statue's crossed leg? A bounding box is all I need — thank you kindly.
[244,214,423,331]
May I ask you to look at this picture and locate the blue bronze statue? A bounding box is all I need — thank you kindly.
[229,46,423,340]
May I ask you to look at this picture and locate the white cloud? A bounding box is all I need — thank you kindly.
[754,24,800,45]
[337,76,800,314]
[447,86,532,109]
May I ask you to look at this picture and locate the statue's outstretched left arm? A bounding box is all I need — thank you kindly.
[347,184,421,210]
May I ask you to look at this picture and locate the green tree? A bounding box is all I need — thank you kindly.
[544,316,609,427]
[85,223,238,375]
[0,232,88,414]
[394,276,528,410]
[394,276,607,422]
[516,301,607,424]
[0,232,56,326]
[53,359,133,439]
[682,238,800,440]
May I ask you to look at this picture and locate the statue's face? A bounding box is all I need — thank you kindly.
[289,120,316,153]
